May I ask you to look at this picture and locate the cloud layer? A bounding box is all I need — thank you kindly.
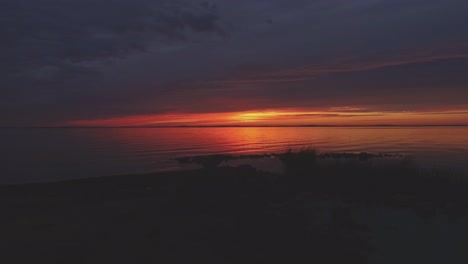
[1,0,468,125]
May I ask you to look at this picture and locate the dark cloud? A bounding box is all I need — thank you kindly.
[0,0,221,84]
[1,0,223,125]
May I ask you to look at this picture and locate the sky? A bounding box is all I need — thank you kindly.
[2,0,468,126]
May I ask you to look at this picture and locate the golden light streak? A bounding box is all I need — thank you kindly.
[232,111,284,122]
[65,108,468,127]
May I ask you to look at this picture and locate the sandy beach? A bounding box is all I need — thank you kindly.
[2,153,467,263]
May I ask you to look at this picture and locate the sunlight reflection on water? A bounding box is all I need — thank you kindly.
[1,127,468,184]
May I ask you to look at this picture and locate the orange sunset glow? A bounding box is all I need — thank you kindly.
[66,108,468,127]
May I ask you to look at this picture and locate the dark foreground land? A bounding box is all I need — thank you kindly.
[1,151,468,263]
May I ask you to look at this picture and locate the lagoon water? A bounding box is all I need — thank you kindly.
[2,127,468,184]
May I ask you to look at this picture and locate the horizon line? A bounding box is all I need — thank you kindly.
[2,124,468,129]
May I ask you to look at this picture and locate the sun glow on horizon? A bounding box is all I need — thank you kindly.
[64,107,468,127]
[232,111,285,122]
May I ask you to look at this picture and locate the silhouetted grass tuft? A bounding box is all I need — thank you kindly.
[276,148,317,174]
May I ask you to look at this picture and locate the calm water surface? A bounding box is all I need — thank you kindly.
[2,127,468,184]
